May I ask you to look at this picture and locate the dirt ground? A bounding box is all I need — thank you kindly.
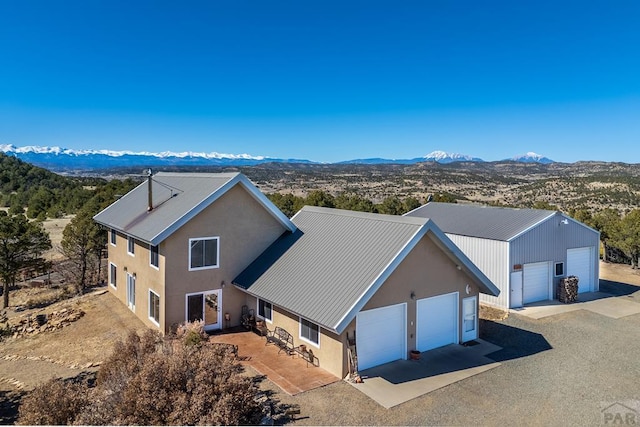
[40,215,74,260]
[0,288,146,423]
[0,261,639,424]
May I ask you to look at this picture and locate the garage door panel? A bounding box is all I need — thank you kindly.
[417,293,458,352]
[567,247,593,293]
[357,304,406,371]
[523,262,550,304]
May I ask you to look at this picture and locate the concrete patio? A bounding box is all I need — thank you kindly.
[209,328,339,395]
[350,339,502,408]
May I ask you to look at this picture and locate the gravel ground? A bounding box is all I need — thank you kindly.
[2,262,639,425]
[271,279,640,426]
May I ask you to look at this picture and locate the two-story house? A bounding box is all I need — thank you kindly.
[94,172,499,378]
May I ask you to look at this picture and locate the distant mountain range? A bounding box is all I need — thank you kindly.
[0,144,555,171]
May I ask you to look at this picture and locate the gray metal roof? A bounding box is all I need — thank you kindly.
[93,172,295,245]
[234,206,499,334]
[405,202,556,241]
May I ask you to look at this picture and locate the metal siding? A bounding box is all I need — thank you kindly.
[510,215,600,271]
[447,234,510,309]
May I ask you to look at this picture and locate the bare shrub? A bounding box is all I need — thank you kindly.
[17,378,89,425]
[175,319,208,346]
[20,326,263,425]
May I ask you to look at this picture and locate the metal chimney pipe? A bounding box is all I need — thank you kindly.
[147,168,153,212]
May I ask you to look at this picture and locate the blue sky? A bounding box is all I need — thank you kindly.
[1,1,639,163]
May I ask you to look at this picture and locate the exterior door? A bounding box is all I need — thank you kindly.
[356,304,406,371]
[523,262,551,304]
[510,271,523,308]
[126,273,135,310]
[462,296,478,342]
[416,292,458,352]
[185,290,221,331]
[567,247,594,293]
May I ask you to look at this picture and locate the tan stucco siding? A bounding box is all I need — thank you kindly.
[245,294,343,378]
[162,184,287,332]
[354,233,481,360]
[243,232,482,378]
[106,231,165,331]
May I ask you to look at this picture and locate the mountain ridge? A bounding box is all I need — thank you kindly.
[1,144,555,171]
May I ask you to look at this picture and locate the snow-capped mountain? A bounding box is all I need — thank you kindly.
[0,144,556,171]
[422,151,484,163]
[0,144,314,170]
[338,150,484,165]
[509,152,554,164]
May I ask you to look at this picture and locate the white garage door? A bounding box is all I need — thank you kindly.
[416,293,458,352]
[567,247,594,293]
[356,304,406,371]
[523,262,550,304]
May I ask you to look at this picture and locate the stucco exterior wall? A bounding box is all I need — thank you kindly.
[161,184,288,332]
[357,233,480,359]
[244,294,344,378]
[107,231,165,331]
[107,183,288,333]
[246,231,483,378]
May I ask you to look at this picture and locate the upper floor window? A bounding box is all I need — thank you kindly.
[127,236,135,256]
[189,237,219,271]
[150,245,159,269]
[110,229,117,246]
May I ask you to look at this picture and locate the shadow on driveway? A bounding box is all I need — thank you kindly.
[352,340,502,408]
[599,279,640,297]
[480,319,552,362]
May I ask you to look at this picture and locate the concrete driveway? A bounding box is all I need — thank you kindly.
[510,291,640,320]
[271,277,640,425]
[350,340,502,408]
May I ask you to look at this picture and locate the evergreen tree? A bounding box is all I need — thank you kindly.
[0,211,51,308]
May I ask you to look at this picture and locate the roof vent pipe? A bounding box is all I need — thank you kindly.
[147,168,153,212]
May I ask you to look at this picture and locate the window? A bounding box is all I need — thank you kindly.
[150,245,159,269]
[110,229,117,246]
[258,299,272,322]
[189,237,219,270]
[300,317,319,346]
[555,262,565,277]
[149,290,160,326]
[109,263,117,288]
[127,236,135,256]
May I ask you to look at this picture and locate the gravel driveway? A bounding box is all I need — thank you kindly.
[267,282,640,426]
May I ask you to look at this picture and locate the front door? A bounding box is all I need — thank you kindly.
[462,296,478,342]
[126,273,135,311]
[185,290,221,331]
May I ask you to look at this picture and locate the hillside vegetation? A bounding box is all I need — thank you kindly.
[0,153,138,219]
[105,160,640,213]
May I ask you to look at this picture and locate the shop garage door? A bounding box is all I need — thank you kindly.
[567,247,593,293]
[416,292,458,352]
[356,303,406,371]
[523,262,550,304]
